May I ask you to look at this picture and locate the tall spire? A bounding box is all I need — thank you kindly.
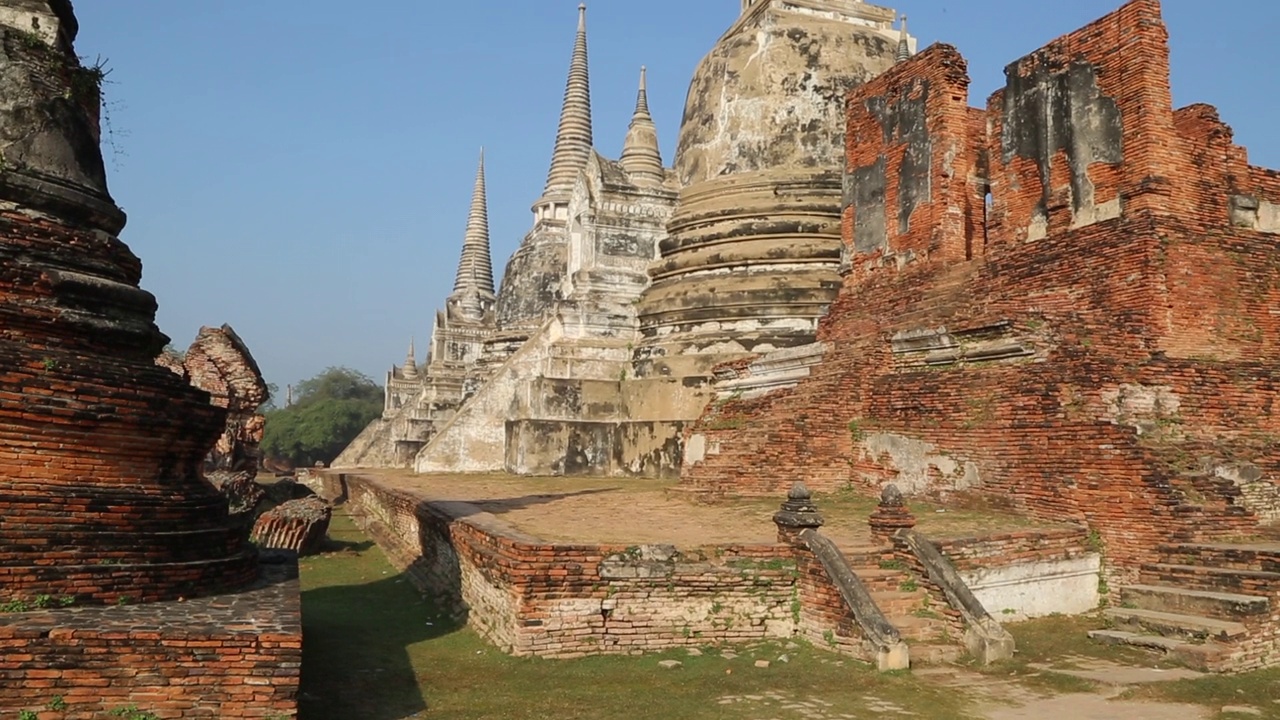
[620,66,664,184]
[539,4,594,202]
[402,338,418,380]
[896,15,911,62]
[453,149,495,296]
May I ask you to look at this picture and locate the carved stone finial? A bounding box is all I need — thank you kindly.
[880,483,904,507]
[402,337,418,380]
[620,64,664,184]
[452,149,496,299]
[540,4,594,202]
[774,482,824,544]
[869,483,916,544]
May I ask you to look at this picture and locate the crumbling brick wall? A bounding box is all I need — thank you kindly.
[0,564,301,719]
[682,0,1280,571]
[181,324,270,474]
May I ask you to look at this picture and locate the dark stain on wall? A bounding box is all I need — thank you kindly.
[1001,55,1123,216]
[847,156,888,253]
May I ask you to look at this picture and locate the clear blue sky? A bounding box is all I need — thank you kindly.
[71,0,1280,394]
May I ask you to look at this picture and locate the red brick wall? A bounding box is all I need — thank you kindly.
[682,0,1280,571]
[339,474,800,657]
[0,184,257,602]
[0,19,259,603]
[843,43,977,264]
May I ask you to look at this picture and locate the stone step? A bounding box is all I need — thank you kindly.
[1141,563,1280,595]
[870,590,930,617]
[1119,584,1269,619]
[1087,630,1230,672]
[1159,542,1280,570]
[1103,607,1248,642]
[907,641,965,666]
[891,614,950,643]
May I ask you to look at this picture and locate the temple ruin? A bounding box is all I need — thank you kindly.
[337,0,917,477]
[677,0,1280,670]
[0,2,299,714]
[325,0,1280,674]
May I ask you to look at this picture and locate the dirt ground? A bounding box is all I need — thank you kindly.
[361,471,1072,550]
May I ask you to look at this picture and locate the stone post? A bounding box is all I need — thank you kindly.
[868,484,916,545]
[773,482,825,545]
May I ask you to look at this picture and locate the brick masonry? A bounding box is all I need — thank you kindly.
[0,560,302,718]
[681,0,1280,573]
[177,325,270,475]
[314,472,1091,666]
[1137,543,1280,671]
[328,473,798,658]
[251,497,333,556]
[0,16,256,603]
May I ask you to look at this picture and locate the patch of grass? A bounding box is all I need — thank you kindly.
[300,510,981,720]
[998,614,1156,668]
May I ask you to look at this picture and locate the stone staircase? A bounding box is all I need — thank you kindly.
[1090,542,1280,671]
[842,547,966,665]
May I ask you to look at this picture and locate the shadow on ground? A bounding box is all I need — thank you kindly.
[299,520,460,720]
[452,486,621,517]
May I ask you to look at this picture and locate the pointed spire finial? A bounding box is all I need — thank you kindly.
[635,66,650,114]
[403,337,419,380]
[452,150,496,299]
[539,4,594,203]
[620,64,664,185]
[896,14,911,63]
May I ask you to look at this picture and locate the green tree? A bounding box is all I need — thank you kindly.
[261,367,381,467]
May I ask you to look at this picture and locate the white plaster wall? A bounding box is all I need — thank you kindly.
[959,554,1101,620]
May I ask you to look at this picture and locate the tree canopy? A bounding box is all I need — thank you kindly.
[260,367,381,468]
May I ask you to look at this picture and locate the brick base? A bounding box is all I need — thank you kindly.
[0,560,301,718]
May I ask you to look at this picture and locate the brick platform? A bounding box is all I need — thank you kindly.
[0,558,302,718]
[315,471,1092,667]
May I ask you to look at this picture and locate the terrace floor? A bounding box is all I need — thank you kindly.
[358,470,1073,549]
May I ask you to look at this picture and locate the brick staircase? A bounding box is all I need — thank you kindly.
[1090,542,1280,671]
[842,547,966,665]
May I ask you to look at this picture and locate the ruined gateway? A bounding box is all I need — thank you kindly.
[337,0,917,476]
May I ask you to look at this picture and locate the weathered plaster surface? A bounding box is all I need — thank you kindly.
[858,433,982,494]
[959,555,1102,620]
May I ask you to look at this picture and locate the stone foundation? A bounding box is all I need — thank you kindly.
[316,471,1096,665]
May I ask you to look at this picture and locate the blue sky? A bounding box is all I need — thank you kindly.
[71,1,1280,394]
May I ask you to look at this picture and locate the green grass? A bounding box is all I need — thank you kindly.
[299,511,977,720]
[1120,668,1280,716]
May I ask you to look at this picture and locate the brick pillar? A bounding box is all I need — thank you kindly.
[773,482,825,544]
[868,484,916,545]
